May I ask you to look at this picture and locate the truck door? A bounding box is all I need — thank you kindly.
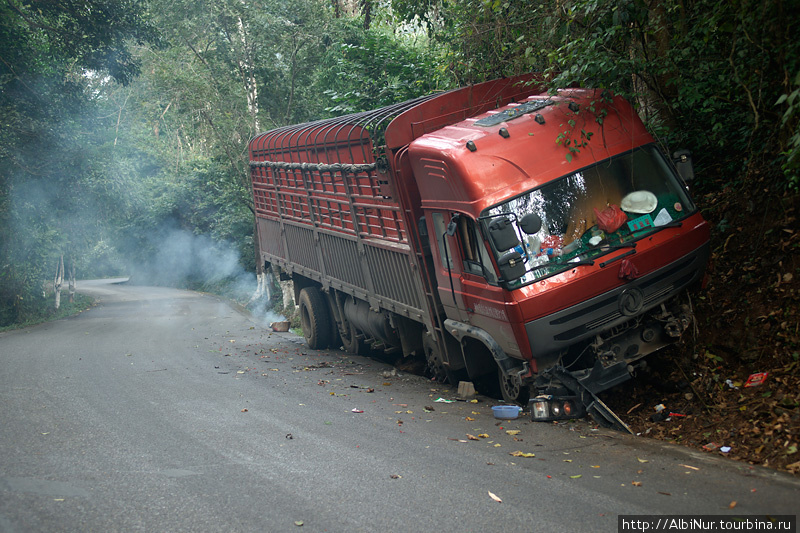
[429,211,521,357]
[428,212,497,317]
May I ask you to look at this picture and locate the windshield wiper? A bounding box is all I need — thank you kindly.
[599,248,636,268]
[654,220,684,230]
[596,241,637,251]
[507,258,595,285]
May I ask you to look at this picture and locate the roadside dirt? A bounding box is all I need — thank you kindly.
[604,183,800,474]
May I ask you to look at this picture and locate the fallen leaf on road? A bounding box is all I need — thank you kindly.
[488,491,502,503]
[465,416,475,421]
[632,481,642,487]
[637,458,649,463]
[478,433,489,438]
[729,501,737,509]
[390,474,402,479]
[294,520,304,527]
[570,475,582,479]
[506,430,521,436]
[509,451,536,458]
[241,408,248,412]
[467,434,480,441]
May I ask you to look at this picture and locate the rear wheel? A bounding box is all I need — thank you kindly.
[298,287,333,350]
[341,320,368,355]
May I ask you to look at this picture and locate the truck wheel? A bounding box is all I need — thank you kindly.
[341,321,368,355]
[423,335,461,384]
[299,287,333,350]
[498,369,530,406]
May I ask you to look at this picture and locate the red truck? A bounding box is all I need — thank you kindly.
[249,73,709,426]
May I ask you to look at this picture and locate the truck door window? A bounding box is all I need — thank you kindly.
[457,216,497,283]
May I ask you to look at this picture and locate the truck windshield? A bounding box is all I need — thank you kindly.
[481,145,695,287]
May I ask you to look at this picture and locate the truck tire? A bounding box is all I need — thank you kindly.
[498,368,530,406]
[299,287,333,350]
[341,321,368,355]
[423,334,457,384]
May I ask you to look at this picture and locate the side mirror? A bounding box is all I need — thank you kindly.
[497,250,526,281]
[519,213,542,235]
[488,217,520,252]
[672,149,695,182]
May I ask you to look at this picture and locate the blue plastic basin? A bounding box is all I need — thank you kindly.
[492,405,522,419]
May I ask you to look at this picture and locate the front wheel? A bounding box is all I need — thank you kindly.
[298,287,333,350]
[498,368,531,406]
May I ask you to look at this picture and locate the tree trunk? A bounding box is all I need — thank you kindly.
[54,254,64,310]
[362,0,372,30]
[249,216,266,305]
[68,256,76,303]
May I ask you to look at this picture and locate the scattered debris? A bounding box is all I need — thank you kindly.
[744,372,769,387]
[351,408,364,413]
[488,491,502,503]
[509,451,536,458]
[434,397,454,403]
[457,381,476,398]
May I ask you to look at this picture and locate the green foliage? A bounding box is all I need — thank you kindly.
[393,0,800,190]
[318,19,444,114]
[776,73,800,190]
[0,0,160,325]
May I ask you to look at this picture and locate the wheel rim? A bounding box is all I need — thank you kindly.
[424,342,447,383]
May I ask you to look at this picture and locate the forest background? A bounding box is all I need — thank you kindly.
[1,0,798,472]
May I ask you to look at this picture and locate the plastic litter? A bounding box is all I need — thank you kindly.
[492,405,522,419]
[744,372,769,387]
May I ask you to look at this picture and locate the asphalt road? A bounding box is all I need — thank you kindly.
[1,280,798,533]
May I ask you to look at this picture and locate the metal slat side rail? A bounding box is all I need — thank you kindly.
[249,161,377,173]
